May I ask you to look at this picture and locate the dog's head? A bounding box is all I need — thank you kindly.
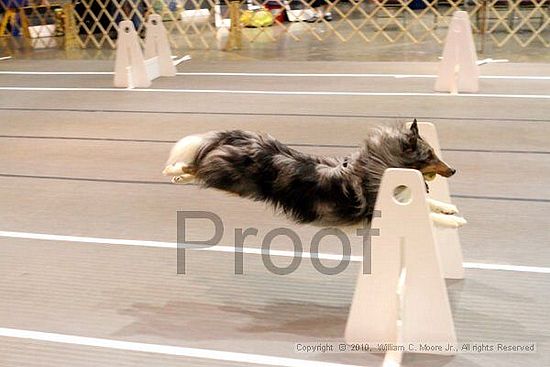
[400,119,456,180]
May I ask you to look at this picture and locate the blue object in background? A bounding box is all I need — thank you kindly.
[168,0,177,12]
[409,0,427,10]
[1,0,29,36]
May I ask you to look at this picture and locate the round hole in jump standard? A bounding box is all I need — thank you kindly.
[393,185,412,205]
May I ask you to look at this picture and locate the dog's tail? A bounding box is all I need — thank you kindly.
[162,134,206,177]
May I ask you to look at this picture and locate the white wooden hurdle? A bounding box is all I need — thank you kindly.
[435,11,480,93]
[345,122,464,364]
[114,15,189,89]
[346,168,457,348]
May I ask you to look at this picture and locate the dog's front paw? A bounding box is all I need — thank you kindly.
[428,198,459,215]
[430,213,467,228]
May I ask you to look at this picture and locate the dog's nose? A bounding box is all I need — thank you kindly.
[449,168,457,176]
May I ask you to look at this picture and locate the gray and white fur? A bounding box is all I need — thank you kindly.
[163,121,465,227]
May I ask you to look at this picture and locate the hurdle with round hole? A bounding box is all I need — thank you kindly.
[344,122,464,365]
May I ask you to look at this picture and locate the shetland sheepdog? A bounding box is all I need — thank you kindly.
[163,120,465,227]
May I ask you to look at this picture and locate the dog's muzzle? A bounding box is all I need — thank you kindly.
[441,167,457,177]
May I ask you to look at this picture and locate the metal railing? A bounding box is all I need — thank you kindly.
[1,0,548,49]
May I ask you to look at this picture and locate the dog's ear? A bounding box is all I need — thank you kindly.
[401,136,418,153]
[410,119,419,136]
[406,133,418,151]
[403,119,419,152]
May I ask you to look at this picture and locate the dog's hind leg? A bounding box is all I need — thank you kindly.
[163,134,206,178]
[166,164,197,184]
[172,173,195,184]
[428,197,458,215]
[163,161,189,176]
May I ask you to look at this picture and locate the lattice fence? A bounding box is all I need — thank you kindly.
[1,0,548,49]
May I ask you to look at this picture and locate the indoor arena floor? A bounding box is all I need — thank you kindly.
[0,59,549,367]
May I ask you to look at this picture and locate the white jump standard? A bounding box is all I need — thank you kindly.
[435,11,480,94]
[114,14,189,89]
[346,169,457,362]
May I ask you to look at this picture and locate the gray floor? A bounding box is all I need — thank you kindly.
[0,58,549,367]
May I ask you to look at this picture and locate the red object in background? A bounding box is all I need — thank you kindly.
[263,1,286,23]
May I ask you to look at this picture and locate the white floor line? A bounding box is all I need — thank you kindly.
[0,230,358,262]
[1,230,549,274]
[1,70,550,80]
[181,73,550,81]
[0,86,549,99]
[462,262,550,273]
[0,327,363,367]
[0,70,111,75]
